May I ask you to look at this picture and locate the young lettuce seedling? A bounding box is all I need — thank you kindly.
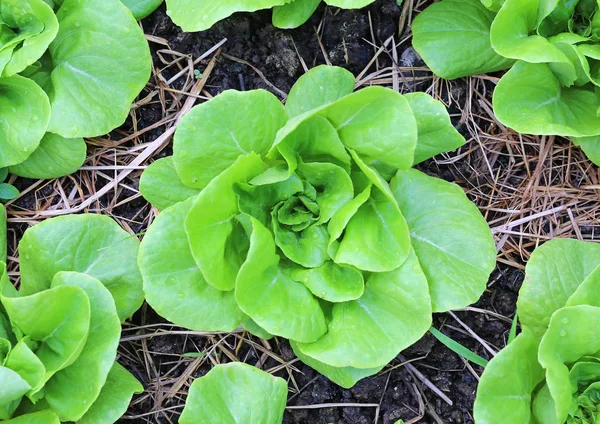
[475,239,600,424]
[0,214,144,422]
[412,0,600,165]
[138,65,497,388]
[0,0,151,179]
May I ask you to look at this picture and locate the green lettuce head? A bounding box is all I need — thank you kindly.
[164,0,377,31]
[0,0,151,179]
[475,238,600,424]
[0,213,144,422]
[412,0,600,166]
[138,65,496,388]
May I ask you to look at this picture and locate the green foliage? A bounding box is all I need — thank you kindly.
[121,0,164,19]
[0,169,18,202]
[0,0,151,179]
[474,239,600,423]
[165,0,377,31]
[0,214,144,422]
[0,205,5,263]
[412,0,600,166]
[139,65,496,388]
[180,363,287,424]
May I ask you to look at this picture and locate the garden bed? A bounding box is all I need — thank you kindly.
[5,0,600,422]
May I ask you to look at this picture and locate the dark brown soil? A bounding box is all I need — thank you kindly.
[115,1,520,423]
[142,1,401,97]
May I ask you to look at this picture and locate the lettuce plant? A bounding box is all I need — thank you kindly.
[164,0,377,31]
[0,169,18,202]
[0,0,151,179]
[412,0,600,165]
[138,65,496,387]
[180,363,287,424]
[474,239,600,423]
[0,213,144,422]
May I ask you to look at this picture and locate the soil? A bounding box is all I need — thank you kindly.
[5,1,523,423]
